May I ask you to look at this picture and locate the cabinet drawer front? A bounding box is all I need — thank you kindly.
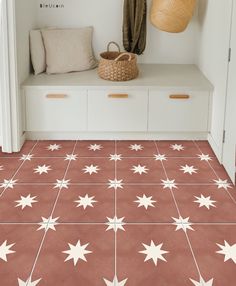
[25,89,87,132]
[148,91,210,132]
[88,90,148,132]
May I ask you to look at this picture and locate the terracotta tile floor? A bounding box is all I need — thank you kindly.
[0,140,235,286]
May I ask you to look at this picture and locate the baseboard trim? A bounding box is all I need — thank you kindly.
[208,133,222,163]
[26,131,209,141]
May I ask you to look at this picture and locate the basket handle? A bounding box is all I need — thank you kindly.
[115,53,132,62]
[107,41,121,53]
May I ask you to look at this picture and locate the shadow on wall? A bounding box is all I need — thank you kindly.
[198,0,209,27]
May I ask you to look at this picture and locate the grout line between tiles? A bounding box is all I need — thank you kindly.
[154,140,202,279]
[10,182,225,186]
[1,222,236,225]
[26,140,78,285]
[114,140,117,281]
[0,141,39,198]
[194,141,236,205]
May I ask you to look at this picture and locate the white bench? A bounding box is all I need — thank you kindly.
[22,64,213,140]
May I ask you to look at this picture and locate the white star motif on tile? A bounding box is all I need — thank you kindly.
[74,194,97,209]
[103,276,128,286]
[106,216,126,232]
[18,277,41,286]
[214,179,232,190]
[131,164,149,175]
[161,179,178,190]
[190,276,214,286]
[0,165,3,171]
[54,179,70,190]
[154,154,167,161]
[198,154,212,162]
[34,164,52,175]
[64,154,78,161]
[0,240,15,262]
[63,240,92,266]
[139,240,169,266]
[171,144,185,151]
[20,154,34,161]
[0,179,17,189]
[88,144,103,151]
[216,241,236,264]
[37,216,59,232]
[180,165,198,175]
[108,179,124,190]
[129,144,143,151]
[109,154,122,161]
[194,194,216,210]
[47,144,61,151]
[172,216,194,232]
[134,194,156,209]
[15,194,38,209]
[83,164,100,175]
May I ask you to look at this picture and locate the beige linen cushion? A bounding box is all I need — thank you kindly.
[30,30,46,75]
[41,27,97,74]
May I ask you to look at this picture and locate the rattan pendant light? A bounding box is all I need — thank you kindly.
[150,0,196,33]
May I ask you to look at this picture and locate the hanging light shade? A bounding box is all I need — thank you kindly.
[150,0,196,33]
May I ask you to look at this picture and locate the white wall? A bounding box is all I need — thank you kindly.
[15,0,37,139]
[36,0,198,64]
[16,0,37,83]
[0,0,3,147]
[197,0,232,160]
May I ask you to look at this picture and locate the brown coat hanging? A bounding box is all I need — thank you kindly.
[123,0,147,55]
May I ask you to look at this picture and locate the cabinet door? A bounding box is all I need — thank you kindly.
[88,90,148,132]
[25,89,87,132]
[148,90,210,132]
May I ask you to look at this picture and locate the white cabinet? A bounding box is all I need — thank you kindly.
[88,90,148,132]
[148,90,210,132]
[22,64,213,139]
[25,89,87,132]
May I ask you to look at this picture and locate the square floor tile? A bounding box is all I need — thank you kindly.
[164,158,218,183]
[0,224,44,286]
[0,141,37,158]
[0,185,58,222]
[33,225,114,286]
[116,140,157,157]
[188,225,236,286]
[210,157,233,182]
[0,158,23,181]
[116,185,179,222]
[173,185,236,223]
[74,141,115,157]
[156,141,200,157]
[15,158,68,183]
[53,185,114,223]
[117,158,165,184]
[195,141,216,157]
[32,141,76,157]
[117,225,199,286]
[227,185,236,202]
[67,158,115,183]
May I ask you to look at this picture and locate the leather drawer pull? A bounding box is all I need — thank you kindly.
[169,94,190,99]
[108,93,129,99]
[46,94,67,99]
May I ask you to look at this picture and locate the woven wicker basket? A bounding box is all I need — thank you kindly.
[98,42,139,82]
[150,0,196,33]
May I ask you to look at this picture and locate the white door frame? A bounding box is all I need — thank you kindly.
[222,0,236,184]
[0,0,21,153]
